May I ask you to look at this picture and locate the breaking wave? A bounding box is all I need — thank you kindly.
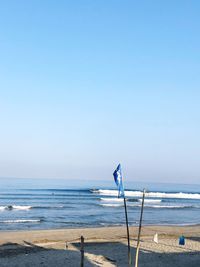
[138,199,162,203]
[0,219,41,223]
[100,203,199,209]
[100,198,124,202]
[93,189,200,200]
[100,203,124,207]
[100,197,162,203]
[0,205,32,211]
[0,205,64,211]
[144,205,198,209]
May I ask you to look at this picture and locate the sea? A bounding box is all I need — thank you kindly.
[0,178,200,231]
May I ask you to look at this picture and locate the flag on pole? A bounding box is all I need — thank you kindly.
[113,164,125,198]
[113,164,131,266]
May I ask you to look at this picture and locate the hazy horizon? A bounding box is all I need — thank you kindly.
[0,176,200,187]
[0,1,200,184]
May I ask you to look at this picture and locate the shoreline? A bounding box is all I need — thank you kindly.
[1,222,199,233]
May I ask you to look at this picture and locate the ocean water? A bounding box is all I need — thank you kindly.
[0,178,200,230]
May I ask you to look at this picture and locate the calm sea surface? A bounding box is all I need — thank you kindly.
[0,178,200,230]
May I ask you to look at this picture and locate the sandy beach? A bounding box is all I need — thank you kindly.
[0,225,199,266]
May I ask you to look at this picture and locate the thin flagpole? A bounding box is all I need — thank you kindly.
[113,164,131,266]
[135,189,145,267]
[123,196,131,266]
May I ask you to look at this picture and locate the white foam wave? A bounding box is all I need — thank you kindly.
[0,205,64,211]
[0,205,32,211]
[138,199,162,203]
[12,205,32,210]
[144,205,194,209]
[94,189,200,199]
[100,198,123,202]
[1,219,40,223]
[100,203,124,207]
[100,203,198,209]
[100,197,162,204]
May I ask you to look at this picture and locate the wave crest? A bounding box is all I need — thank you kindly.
[93,189,200,199]
[0,205,32,211]
[0,219,41,223]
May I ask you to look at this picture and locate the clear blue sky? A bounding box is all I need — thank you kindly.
[0,1,199,183]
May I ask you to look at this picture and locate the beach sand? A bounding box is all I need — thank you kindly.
[0,225,200,266]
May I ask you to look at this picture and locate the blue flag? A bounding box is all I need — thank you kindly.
[113,164,125,198]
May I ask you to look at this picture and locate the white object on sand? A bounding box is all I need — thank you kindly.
[153,233,158,243]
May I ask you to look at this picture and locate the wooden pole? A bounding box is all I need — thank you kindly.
[123,197,131,266]
[80,236,84,267]
[135,189,145,267]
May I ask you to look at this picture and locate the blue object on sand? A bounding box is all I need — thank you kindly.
[179,236,185,245]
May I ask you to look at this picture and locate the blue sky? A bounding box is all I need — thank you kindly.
[0,1,200,183]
